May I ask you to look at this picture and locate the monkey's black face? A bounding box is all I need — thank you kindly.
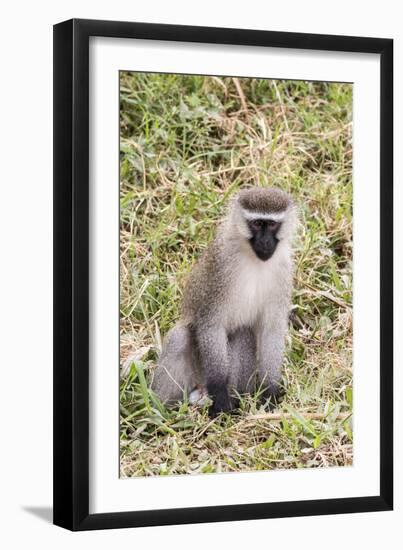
[247,219,281,261]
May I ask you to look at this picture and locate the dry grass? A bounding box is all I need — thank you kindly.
[119,73,353,477]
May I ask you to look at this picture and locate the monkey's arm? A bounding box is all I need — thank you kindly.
[195,324,233,416]
[256,304,289,400]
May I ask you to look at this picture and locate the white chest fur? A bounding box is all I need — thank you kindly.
[225,250,283,332]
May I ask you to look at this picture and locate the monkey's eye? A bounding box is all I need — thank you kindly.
[267,219,279,231]
[250,220,263,231]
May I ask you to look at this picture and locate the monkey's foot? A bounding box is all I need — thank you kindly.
[208,387,235,417]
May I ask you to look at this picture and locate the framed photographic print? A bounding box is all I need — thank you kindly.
[53,19,393,531]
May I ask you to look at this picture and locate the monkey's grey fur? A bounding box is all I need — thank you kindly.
[151,187,297,416]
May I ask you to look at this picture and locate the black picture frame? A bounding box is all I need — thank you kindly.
[53,18,393,531]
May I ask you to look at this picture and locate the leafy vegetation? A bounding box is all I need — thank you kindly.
[119,73,353,477]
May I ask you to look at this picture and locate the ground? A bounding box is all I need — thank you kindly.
[119,72,353,477]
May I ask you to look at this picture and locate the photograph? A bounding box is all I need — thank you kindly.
[52,17,393,531]
[0,0,397,544]
[119,72,353,478]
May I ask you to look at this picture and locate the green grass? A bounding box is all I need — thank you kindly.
[119,73,353,477]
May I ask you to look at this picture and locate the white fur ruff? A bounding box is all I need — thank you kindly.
[225,244,289,333]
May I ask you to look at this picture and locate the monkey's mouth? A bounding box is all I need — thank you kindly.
[254,249,275,261]
[249,239,278,261]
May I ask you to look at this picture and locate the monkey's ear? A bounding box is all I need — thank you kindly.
[228,205,253,240]
[228,193,241,210]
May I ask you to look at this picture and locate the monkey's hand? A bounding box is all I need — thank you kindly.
[208,386,233,417]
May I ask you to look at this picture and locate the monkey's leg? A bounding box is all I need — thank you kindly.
[228,327,257,396]
[151,325,198,404]
[195,326,233,416]
[256,312,288,402]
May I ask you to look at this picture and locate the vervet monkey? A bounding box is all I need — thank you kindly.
[151,187,297,416]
